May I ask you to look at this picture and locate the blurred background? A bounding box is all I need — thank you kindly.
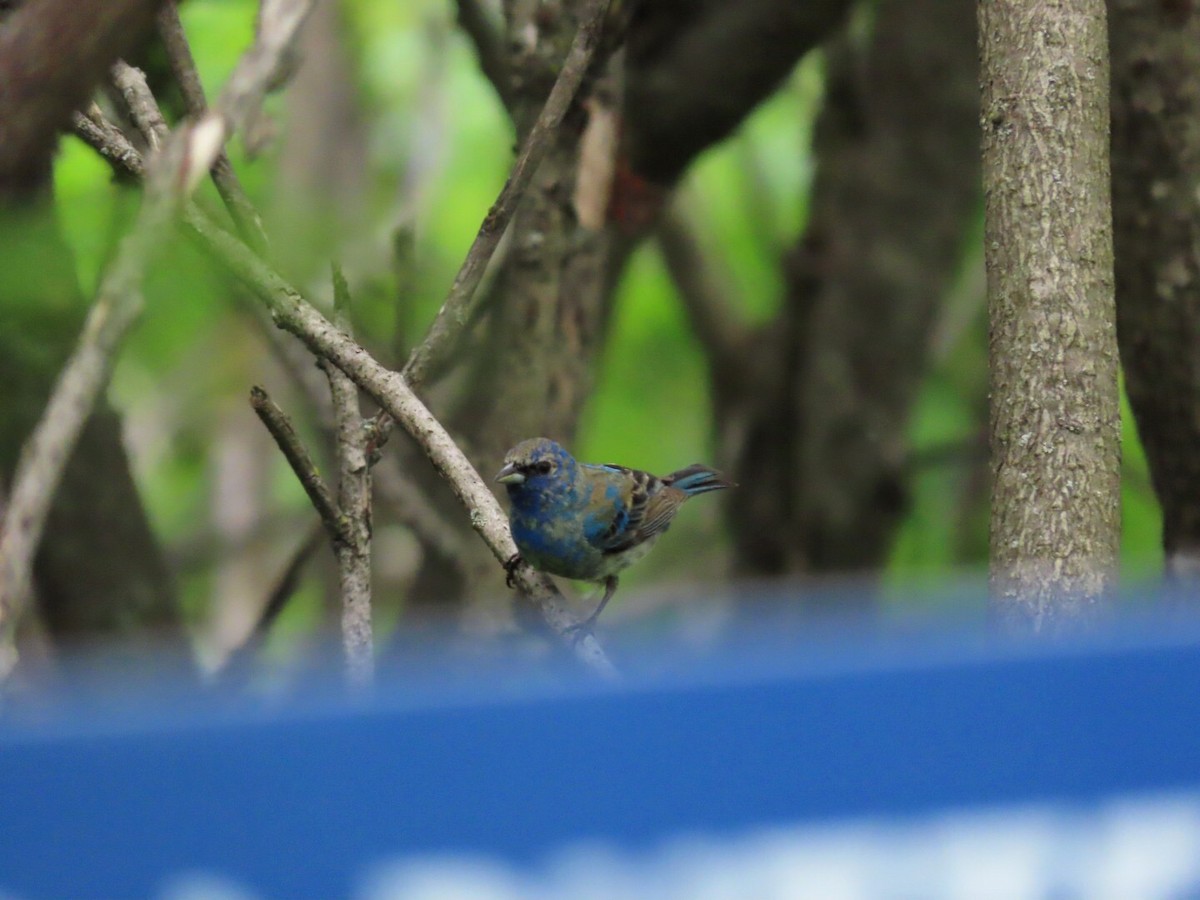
[4,4,1200,896]
[5,0,1163,674]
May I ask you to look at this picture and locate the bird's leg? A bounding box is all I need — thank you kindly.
[503,553,523,589]
[566,575,618,638]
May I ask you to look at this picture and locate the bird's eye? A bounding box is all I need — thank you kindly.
[536,460,553,475]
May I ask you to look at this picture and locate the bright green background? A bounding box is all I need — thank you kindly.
[50,0,1162,636]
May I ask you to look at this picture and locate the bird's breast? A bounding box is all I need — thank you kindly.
[509,508,602,580]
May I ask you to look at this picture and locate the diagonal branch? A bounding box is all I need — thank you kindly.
[69,40,619,678]
[111,61,169,149]
[399,0,612,393]
[72,106,472,603]
[220,522,324,680]
[155,0,269,253]
[183,209,616,677]
[0,0,318,664]
[0,136,188,652]
[250,385,346,543]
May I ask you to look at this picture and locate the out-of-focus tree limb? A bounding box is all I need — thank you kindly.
[705,0,981,583]
[0,0,165,197]
[455,0,512,111]
[0,0,183,651]
[401,0,612,393]
[71,106,618,677]
[0,0,318,664]
[156,0,269,253]
[1109,0,1200,584]
[622,0,852,185]
[0,131,194,656]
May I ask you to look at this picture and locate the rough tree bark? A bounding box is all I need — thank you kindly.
[404,0,619,620]
[0,0,184,644]
[1109,0,1200,582]
[980,0,1120,630]
[718,0,981,581]
[410,0,856,619]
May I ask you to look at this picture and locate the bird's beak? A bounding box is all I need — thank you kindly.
[495,463,525,485]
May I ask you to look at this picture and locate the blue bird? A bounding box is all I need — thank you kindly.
[495,437,733,631]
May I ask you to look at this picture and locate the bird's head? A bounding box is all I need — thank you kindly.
[495,438,573,492]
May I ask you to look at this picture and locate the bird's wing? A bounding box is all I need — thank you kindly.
[584,464,686,554]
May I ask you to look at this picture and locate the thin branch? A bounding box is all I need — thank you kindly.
[655,202,752,382]
[400,0,612,392]
[374,454,468,561]
[73,105,146,177]
[184,209,616,677]
[321,264,373,686]
[155,0,269,253]
[221,521,324,677]
[454,0,513,112]
[0,132,191,653]
[249,385,347,544]
[70,63,618,678]
[0,0,309,648]
[73,111,471,577]
[111,61,169,149]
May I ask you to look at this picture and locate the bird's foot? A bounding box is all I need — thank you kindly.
[562,615,599,645]
[503,553,523,589]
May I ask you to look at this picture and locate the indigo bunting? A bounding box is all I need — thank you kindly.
[496,437,733,631]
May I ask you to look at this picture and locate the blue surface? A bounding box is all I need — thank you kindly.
[2,617,1200,897]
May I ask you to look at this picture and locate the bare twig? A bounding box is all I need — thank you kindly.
[0,130,193,654]
[73,105,147,177]
[222,521,324,676]
[454,0,513,111]
[199,0,314,164]
[155,0,269,253]
[73,111,470,577]
[184,210,616,677]
[111,61,169,149]
[0,0,320,657]
[250,385,346,542]
[321,264,373,685]
[70,63,618,678]
[374,455,468,561]
[400,0,612,392]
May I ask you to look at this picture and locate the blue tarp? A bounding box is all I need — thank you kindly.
[2,611,1199,897]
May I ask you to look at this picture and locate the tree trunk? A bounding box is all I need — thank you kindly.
[980,0,1120,631]
[404,0,617,620]
[1109,0,1200,582]
[723,0,981,582]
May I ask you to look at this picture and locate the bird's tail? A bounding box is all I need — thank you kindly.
[664,464,735,496]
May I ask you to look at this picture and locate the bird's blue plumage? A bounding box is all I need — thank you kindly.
[496,438,733,629]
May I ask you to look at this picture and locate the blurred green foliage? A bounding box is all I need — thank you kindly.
[45,0,1162,631]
